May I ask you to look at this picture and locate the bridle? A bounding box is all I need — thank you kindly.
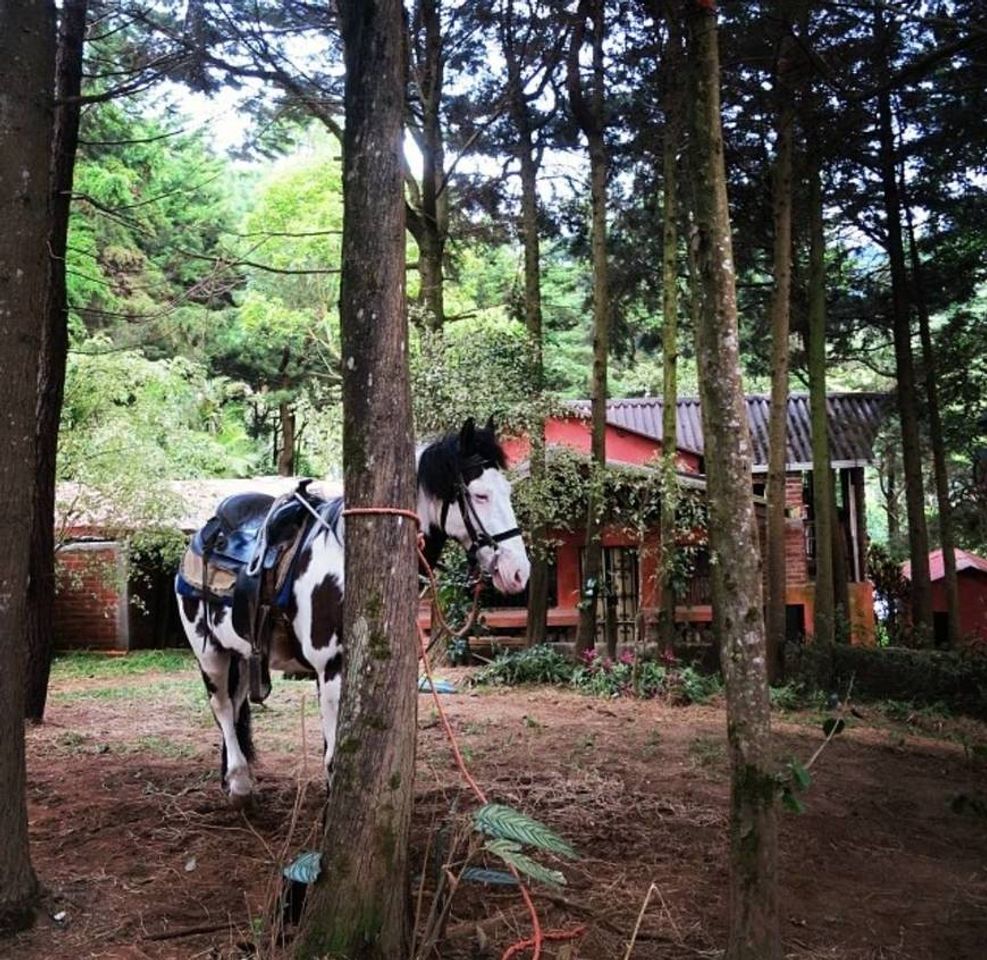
[438,455,522,574]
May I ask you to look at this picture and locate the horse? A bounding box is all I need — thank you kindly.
[175,417,530,805]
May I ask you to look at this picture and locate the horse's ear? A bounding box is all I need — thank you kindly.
[459,417,476,451]
[485,415,496,435]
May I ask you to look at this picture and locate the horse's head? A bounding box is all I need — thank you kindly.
[417,417,531,595]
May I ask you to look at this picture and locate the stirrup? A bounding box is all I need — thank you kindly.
[249,652,272,703]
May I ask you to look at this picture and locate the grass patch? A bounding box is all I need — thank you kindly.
[51,649,195,680]
[51,676,201,704]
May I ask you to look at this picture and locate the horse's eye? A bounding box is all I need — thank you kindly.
[473,492,490,504]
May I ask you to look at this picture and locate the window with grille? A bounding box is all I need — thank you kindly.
[581,546,640,647]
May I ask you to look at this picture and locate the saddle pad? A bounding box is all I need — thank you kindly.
[181,548,238,599]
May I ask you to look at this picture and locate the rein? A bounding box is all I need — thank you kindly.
[438,463,522,571]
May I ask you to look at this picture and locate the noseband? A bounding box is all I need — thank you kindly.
[438,457,522,572]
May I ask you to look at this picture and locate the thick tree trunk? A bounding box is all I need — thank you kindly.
[764,33,796,682]
[502,4,551,647]
[904,200,960,645]
[277,402,295,476]
[658,9,683,653]
[874,8,932,641]
[569,0,610,658]
[685,5,780,958]
[293,1,417,956]
[0,0,55,928]
[807,157,836,647]
[25,0,87,722]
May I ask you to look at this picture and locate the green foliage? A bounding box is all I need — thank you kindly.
[769,683,807,711]
[67,99,234,350]
[58,345,258,539]
[785,641,987,720]
[510,446,708,573]
[472,645,722,704]
[411,315,541,437]
[473,804,577,859]
[472,644,575,686]
[482,839,567,888]
[473,803,576,889]
[669,664,723,705]
[430,544,484,663]
[128,527,189,575]
[777,759,812,814]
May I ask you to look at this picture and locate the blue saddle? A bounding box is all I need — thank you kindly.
[192,492,275,566]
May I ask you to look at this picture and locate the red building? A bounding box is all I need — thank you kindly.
[477,393,887,647]
[902,548,987,647]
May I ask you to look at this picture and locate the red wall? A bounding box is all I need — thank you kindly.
[54,542,127,651]
[502,417,702,473]
[931,572,987,645]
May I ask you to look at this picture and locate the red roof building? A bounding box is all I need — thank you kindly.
[448,393,889,649]
[902,548,987,646]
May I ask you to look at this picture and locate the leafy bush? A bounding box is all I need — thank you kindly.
[473,645,721,704]
[472,644,575,686]
[786,641,987,719]
[769,683,806,711]
[429,543,484,663]
[670,665,722,705]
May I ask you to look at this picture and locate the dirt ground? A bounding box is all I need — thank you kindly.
[6,654,987,960]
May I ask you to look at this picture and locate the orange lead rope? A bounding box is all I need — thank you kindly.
[342,506,586,960]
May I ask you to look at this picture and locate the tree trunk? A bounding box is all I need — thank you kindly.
[878,436,902,553]
[277,402,296,476]
[764,32,796,682]
[293,1,417,956]
[904,198,960,645]
[658,8,683,654]
[0,0,55,928]
[684,5,780,958]
[874,7,932,642]
[806,156,835,647]
[503,11,550,647]
[832,496,851,628]
[410,0,447,331]
[569,0,610,659]
[25,0,87,722]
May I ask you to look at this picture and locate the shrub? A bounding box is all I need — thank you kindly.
[769,683,805,711]
[669,665,722,705]
[472,644,575,686]
[472,645,721,705]
[785,641,987,720]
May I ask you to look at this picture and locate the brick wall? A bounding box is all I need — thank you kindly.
[54,541,129,651]
[785,472,808,585]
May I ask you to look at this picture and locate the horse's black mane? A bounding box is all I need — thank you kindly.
[417,424,507,505]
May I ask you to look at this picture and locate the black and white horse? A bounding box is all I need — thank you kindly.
[176,418,529,805]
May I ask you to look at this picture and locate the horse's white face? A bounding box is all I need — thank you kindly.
[446,466,530,595]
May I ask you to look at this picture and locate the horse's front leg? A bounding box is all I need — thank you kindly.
[182,599,256,806]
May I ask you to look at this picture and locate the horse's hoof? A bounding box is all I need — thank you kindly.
[229,790,254,811]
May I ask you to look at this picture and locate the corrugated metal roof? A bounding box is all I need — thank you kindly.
[903,548,987,581]
[58,477,343,534]
[568,393,889,470]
